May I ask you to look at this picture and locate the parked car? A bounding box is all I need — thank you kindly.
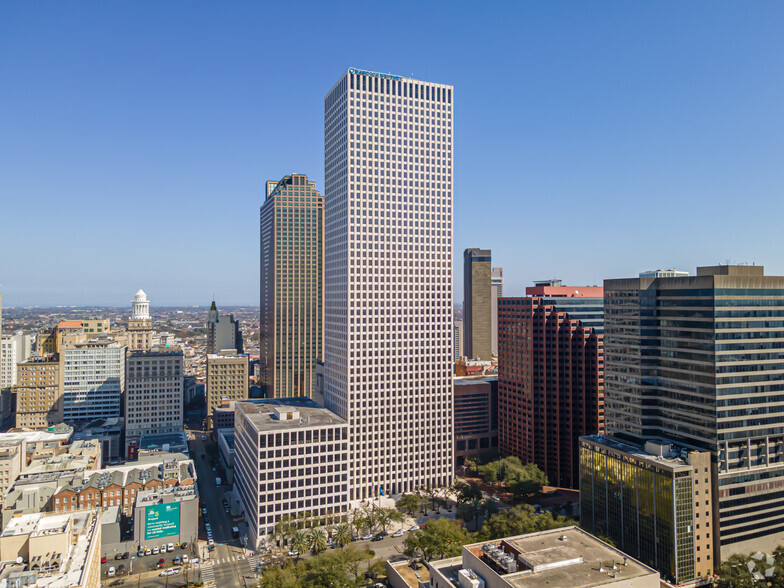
[152,546,160,555]
[101,556,108,564]
[167,543,174,552]
[393,530,404,537]
[182,555,189,563]
[361,534,373,540]
[201,436,206,441]
[173,556,181,565]
[371,535,383,542]
[144,548,151,556]
[114,553,124,560]
[408,525,420,531]
[288,550,298,557]
[117,565,125,575]
[121,552,130,559]
[180,542,188,550]
[110,581,125,586]
[107,567,116,577]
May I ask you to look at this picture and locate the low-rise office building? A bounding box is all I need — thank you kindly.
[0,509,102,588]
[234,397,349,549]
[133,485,198,552]
[454,376,498,467]
[580,435,714,586]
[397,527,659,588]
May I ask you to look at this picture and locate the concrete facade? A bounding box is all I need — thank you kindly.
[323,69,454,500]
[206,351,249,429]
[454,376,498,467]
[491,267,503,356]
[15,354,64,429]
[234,397,349,549]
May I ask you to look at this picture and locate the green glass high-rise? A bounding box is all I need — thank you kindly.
[260,174,323,398]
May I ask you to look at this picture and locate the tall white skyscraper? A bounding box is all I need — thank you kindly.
[324,68,453,499]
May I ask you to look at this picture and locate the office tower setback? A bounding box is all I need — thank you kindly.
[125,349,184,454]
[128,289,153,351]
[234,398,349,549]
[62,340,126,422]
[207,300,243,354]
[206,350,249,428]
[580,435,714,587]
[15,355,64,428]
[323,68,453,498]
[491,267,503,356]
[464,248,492,360]
[498,284,604,489]
[260,173,324,398]
[603,265,784,557]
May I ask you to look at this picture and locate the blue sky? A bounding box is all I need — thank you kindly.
[2,2,784,306]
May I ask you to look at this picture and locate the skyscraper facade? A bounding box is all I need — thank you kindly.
[62,340,126,422]
[603,265,784,557]
[491,267,503,356]
[323,68,453,499]
[498,285,604,489]
[206,301,243,355]
[259,173,323,398]
[463,248,492,361]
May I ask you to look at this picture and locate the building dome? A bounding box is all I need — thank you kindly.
[134,289,148,300]
[131,289,151,319]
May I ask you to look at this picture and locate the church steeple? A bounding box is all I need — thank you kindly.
[208,300,219,324]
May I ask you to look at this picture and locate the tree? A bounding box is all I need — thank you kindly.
[398,493,420,516]
[291,531,308,561]
[333,523,352,548]
[511,463,548,499]
[478,505,575,541]
[715,553,754,588]
[259,566,299,588]
[404,517,473,561]
[309,528,328,553]
[274,515,295,547]
[483,498,499,519]
[454,480,482,504]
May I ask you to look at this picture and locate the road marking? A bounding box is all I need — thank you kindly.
[200,564,216,586]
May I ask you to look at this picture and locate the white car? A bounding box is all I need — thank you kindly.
[152,546,160,555]
[361,534,373,540]
[288,550,298,557]
[167,543,174,552]
[182,555,189,563]
[393,529,404,537]
[409,525,420,531]
[107,567,116,577]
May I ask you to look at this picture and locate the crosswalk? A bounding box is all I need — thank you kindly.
[210,554,245,566]
[200,564,215,586]
[248,556,259,574]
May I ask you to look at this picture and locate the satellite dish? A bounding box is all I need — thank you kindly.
[16,557,23,564]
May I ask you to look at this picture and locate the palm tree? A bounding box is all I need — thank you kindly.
[309,528,328,553]
[334,523,352,548]
[291,530,308,561]
[471,497,486,530]
[483,497,499,519]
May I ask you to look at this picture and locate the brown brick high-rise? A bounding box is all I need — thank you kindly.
[498,286,604,489]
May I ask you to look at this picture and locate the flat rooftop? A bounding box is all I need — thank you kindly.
[139,432,188,450]
[236,397,347,431]
[581,435,695,471]
[457,527,657,588]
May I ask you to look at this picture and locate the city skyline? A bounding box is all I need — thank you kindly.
[3,3,784,306]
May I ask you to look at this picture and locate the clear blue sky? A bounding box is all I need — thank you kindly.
[2,2,784,306]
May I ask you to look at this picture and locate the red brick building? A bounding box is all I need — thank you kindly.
[498,285,604,489]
